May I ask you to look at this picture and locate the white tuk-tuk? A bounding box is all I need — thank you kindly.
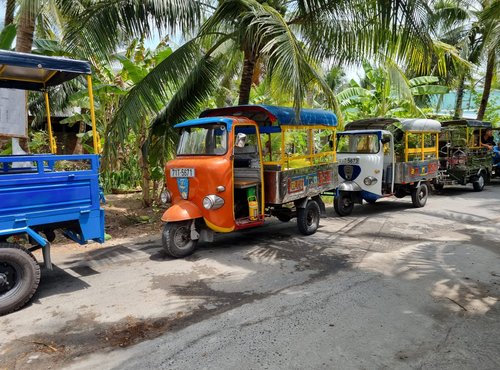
[333,118,442,216]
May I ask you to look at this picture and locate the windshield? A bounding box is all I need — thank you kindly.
[337,133,380,154]
[177,124,228,156]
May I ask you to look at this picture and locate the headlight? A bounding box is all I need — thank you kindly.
[364,176,378,186]
[202,195,224,210]
[160,190,171,204]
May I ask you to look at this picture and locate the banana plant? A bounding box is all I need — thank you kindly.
[337,62,449,120]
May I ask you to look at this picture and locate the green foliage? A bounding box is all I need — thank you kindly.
[472,89,500,126]
[337,62,449,121]
[9,0,499,205]
[28,131,51,154]
[0,24,16,50]
[100,143,142,193]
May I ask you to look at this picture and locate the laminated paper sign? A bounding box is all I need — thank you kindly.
[0,88,27,138]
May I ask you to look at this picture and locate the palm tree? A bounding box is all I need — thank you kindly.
[15,0,37,52]
[429,0,498,119]
[476,0,500,120]
[336,61,449,120]
[4,0,16,26]
[57,0,467,174]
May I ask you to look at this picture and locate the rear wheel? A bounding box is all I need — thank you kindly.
[334,192,354,216]
[472,172,485,192]
[0,243,40,316]
[297,200,320,235]
[162,221,198,258]
[411,183,429,208]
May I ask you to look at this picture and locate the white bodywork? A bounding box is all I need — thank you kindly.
[337,130,394,199]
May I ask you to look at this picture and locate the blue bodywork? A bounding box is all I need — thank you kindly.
[174,117,234,130]
[0,154,105,256]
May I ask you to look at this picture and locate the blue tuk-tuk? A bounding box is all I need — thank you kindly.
[0,51,105,315]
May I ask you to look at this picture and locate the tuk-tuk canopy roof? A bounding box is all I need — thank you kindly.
[200,105,338,128]
[400,118,442,132]
[441,119,491,128]
[345,117,441,133]
[174,117,234,129]
[0,50,92,91]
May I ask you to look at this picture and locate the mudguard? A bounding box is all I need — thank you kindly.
[337,181,363,192]
[161,200,203,222]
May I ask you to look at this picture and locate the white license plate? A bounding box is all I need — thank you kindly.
[170,168,195,178]
[339,157,359,165]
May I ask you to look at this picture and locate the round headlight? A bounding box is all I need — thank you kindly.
[203,195,225,210]
[364,176,378,186]
[202,197,214,209]
[160,190,171,204]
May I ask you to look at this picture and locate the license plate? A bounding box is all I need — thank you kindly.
[170,168,195,178]
[339,157,359,165]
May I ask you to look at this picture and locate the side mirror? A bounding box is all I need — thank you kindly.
[235,133,247,148]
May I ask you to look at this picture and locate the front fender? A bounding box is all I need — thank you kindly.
[162,200,203,222]
[337,181,362,192]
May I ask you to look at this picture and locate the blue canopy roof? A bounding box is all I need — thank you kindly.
[174,117,233,129]
[0,50,92,91]
[200,105,338,127]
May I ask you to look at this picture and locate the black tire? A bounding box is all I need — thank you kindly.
[472,172,485,192]
[334,192,354,216]
[433,183,444,191]
[297,200,320,235]
[411,183,429,208]
[162,221,198,258]
[0,243,40,316]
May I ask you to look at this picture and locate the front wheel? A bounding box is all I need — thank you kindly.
[411,183,429,208]
[297,200,320,235]
[334,192,354,216]
[0,243,41,316]
[162,221,198,258]
[472,172,485,192]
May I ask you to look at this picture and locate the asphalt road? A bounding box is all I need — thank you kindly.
[1,183,499,370]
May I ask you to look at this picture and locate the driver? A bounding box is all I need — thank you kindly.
[481,128,495,150]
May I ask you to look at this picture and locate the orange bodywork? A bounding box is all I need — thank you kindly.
[162,152,235,232]
[162,200,203,222]
[162,117,266,233]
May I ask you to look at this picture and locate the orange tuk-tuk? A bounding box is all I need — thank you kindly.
[160,105,339,257]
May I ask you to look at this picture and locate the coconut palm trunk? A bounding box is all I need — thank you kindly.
[477,49,496,121]
[4,0,15,26]
[13,7,36,153]
[238,49,257,105]
[15,9,36,53]
[453,74,466,119]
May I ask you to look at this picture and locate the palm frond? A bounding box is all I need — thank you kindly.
[106,38,209,148]
[148,55,224,162]
[62,0,203,60]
